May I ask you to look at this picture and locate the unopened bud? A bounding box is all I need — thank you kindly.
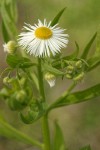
[19,77,26,86]
[3,41,16,54]
[16,90,27,102]
[3,77,10,84]
[75,60,83,69]
[67,65,74,74]
[66,74,72,79]
[73,72,85,82]
[44,72,56,87]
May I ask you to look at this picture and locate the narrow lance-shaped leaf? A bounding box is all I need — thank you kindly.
[53,122,66,150]
[2,20,10,42]
[30,73,39,90]
[0,116,42,148]
[43,64,64,75]
[79,145,91,150]
[81,32,97,59]
[49,84,100,109]
[51,7,66,26]
[6,54,36,68]
[87,26,100,71]
[1,1,17,40]
[9,0,18,23]
[87,56,100,71]
[96,25,100,56]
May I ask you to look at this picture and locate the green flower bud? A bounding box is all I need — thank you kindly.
[4,77,16,84]
[16,90,27,103]
[66,74,72,79]
[19,77,27,86]
[75,60,83,69]
[73,72,85,82]
[3,77,10,84]
[44,72,56,87]
[8,90,28,111]
[0,88,9,97]
[3,41,16,54]
[67,65,74,74]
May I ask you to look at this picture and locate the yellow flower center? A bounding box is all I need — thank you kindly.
[35,27,52,39]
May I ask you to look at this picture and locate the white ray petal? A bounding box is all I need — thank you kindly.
[18,19,69,57]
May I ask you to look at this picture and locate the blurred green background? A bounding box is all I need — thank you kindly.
[0,0,100,150]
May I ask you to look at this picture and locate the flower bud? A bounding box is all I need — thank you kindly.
[73,72,85,82]
[3,77,15,84]
[75,60,83,69]
[67,65,74,74]
[44,72,56,87]
[16,90,27,103]
[3,41,16,54]
[66,73,72,79]
[3,77,10,84]
[19,77,27,86]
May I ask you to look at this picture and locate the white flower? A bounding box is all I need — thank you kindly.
[44,72,56,87]
[3,41,16,54]
[18,19,69,57]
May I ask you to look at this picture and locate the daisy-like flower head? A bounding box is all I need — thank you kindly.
[18,19,69,57]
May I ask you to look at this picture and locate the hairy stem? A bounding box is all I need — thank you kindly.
[37,58,51,150]
[38,58,45,101]
[42,114,51,150]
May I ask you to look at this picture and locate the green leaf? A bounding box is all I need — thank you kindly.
[1,1,17,40]
[8,97,27,111]
[20,109,45,124]
[96,25,100,56]
[20,102,46,124]
[6,54,22,68]
[9,0,18,23]
[0,116,42,148]
[50,84,100,109]
[87,27,100,71]
[53,122,66,150]
[2,20,10,42]
[19,62,36,68]
[43,64,64,75]
[0,67,12,78]
[51,7,66,26]
[30,73,39,90]
[81,32,97,59]
[80,145,91,150]
[87,56,100,71]
[6,55,36,68]
[19,111,39,124]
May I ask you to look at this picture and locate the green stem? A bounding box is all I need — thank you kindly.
[42,114,51,150]
[58,82,76,101]
[37,58,51,150]
[38,58,45,101]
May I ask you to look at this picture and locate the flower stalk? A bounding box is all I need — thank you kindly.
[37,58,51,150]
